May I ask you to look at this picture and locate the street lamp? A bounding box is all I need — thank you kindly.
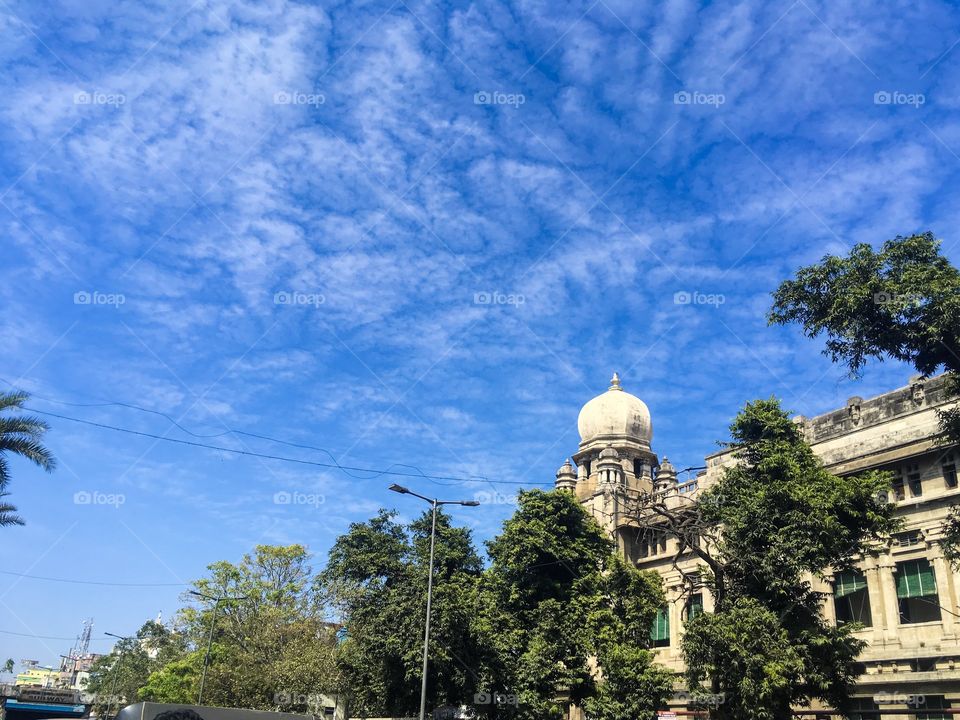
[104,632,132,718]
[189,590,247,705]
[388,483,480,720]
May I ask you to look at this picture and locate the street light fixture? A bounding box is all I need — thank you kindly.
[189,590,247,705]
[388,483,480,720]
[104,632,133,719]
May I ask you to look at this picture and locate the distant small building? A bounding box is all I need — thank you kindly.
[15,668,60,688]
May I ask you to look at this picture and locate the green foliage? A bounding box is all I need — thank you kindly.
[175,544,340,711]
[2,658,14,675]
[84,620,188,715]
[582,557,674,720]
[769,231,960,569]
[683,399,897,719]
[942,506,960,571]
[769,232,960,378]
[319,509,483,717]
[139,653,202,704]
[0,390,56,526]
[480,490,672,720]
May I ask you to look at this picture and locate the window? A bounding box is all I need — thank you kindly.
[833,571,872,627]
[895,559,941,624]
[894,530,922,547]
[684,593,704,622]
[916,695,951,720]
[944,453,957,489]
[650,607,669,647]
[906,462,922,497]
[848,697,880,720]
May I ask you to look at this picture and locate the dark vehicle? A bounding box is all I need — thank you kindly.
[115,704,316,720]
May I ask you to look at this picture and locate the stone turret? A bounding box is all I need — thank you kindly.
[596,445,624,486]
[655,456,678,492]
[555,458,577,491]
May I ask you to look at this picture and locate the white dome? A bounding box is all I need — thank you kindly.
[577,373,652,447]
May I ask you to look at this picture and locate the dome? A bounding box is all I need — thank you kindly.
[577,373,652,448]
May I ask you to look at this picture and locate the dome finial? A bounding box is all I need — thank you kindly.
[609,372,622,391]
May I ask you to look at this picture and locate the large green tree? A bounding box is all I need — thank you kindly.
[138,544,339,713]
[680,399,897,720]
[319,509,484,717]
[0,390,55,526]
[769,232,960,564]
[769,232,960,441]
[479,490,672,720]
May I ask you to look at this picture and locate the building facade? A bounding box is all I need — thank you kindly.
[556,373,960,718]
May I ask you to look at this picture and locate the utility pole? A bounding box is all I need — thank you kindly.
[104,632,132,719]
[189,590,247,705]
[388,484,480,720]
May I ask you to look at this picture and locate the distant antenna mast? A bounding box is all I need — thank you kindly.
[77,618,92,656]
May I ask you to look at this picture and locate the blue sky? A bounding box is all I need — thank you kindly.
[2,0,960,669]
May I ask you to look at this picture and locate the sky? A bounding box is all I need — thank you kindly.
[2,0,960,670]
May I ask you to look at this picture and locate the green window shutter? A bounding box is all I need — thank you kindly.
[834,571,868,598]
[650,607,669,641]
[687,594,704,620]
[896,559,937,599]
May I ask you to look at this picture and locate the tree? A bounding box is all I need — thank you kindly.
[655,399,897,720]
[164,544,340,711]
[84,620,187,715]
[2,658,14,675]
[769,232,960,565]
[0,390,55,526]
[479,490,672,720]
[319,509,484,717]
[769,232,960,442]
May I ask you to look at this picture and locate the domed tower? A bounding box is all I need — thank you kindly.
[557,373,661,541]
[571,373,659,498]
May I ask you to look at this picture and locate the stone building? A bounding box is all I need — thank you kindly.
[556,373,960,718]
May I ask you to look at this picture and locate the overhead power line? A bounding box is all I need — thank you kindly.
[0,570,187,587]
[0,628,110,641]
[24,407,550,486]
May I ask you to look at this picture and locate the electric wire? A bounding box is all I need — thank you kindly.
[22,407,551,486]
[1,378,550,487]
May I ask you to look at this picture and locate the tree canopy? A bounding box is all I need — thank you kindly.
[681,398,897,720]
[769,231,960,565]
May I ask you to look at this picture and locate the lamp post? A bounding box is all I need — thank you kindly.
[104,632,132,718]
[189,590,247,705]
[388,483,480,720]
